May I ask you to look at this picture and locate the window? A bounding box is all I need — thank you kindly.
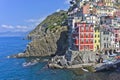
[104,37,105,40]
[95,34,96,37]
[86,45,89,49]
[86,33,89,38]
[90,27,93,31]
[95,40,96,43]
[81,27,84,31]
[107,38,108,41]
[81,33,84,38]
[107,43,109,48]
[103,31,106,34]
[98,35,100,37]
[91,34,93,37]
[97,45,99,49]
[106,32,109,35]
[104,43,106,48]
[81,39,84,43]
[90,39,93,43]
[115,34,118,37]
[86,39,88,43]
[86,27,89,31]
[115,39,117,42]
[99,40,100,43]
[95,30,96,32]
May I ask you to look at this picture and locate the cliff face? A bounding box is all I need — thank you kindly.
[23,10,68,57]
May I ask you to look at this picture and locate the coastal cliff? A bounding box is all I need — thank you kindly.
[20,10,68,57]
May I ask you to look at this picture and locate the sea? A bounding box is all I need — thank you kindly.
[0,37,120,80]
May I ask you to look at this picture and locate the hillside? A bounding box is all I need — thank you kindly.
[18,10,69,57]
[28,10,68,39]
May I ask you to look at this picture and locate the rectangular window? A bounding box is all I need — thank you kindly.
[86,33,88,38]
[115,34,118,37]
[107,38,108,41]
[81,39,84,43]
[86,39,88,43]
[89,39,93,43]
[104,43,106,48]
[91,34,93,37]
[104,37,105,40]
[81,33,84,38]
[98,35,99,37]
[95,34,96,37]
[81,27,84,31]
[86,27,89,31]
[95,40,96,43]
[90,27,93,31]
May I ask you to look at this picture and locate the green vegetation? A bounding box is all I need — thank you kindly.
[29,10,68,35]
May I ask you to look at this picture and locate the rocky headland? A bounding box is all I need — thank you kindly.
[13,10,68,58]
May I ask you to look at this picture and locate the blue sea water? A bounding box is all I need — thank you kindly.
[0,37,120,80]
[0,37,74,80]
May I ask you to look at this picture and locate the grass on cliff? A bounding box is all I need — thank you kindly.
[30,10,68,35]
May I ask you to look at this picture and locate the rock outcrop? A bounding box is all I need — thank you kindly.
[17,10,68,57]
[25,27,68,57]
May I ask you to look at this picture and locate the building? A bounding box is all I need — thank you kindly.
[112,18,120,28]
[114,28,120,49]
[68,0,120,52]
[94,27,100,51]
[72,22,94,51]
[83,3,90,16]
[114,10,120,17]
[103,0,114,7]
[97,6,116,16]
[85,14,100,24]
[100,26,112,51]
[110,32,115,49]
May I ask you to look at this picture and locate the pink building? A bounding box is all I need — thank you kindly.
[114,28,120,48]
[72,23,94,51]
[114,10,120,17]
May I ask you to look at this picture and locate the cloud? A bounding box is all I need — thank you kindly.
[1,24,14,29]
[25,16,46,26]
[0,24,33,32]
[0,16,46,33]
[56,9,61,12]
[64,0,71,4]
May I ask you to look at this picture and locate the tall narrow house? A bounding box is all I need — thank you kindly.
[72,22,94,51]
[94,27,100,51]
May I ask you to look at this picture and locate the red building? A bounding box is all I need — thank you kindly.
[72,23,94,51]
[114,28,120,48]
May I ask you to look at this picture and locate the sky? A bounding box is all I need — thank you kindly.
[0,0,70,36]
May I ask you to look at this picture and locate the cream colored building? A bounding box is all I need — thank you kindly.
[97,7,116,16]
[103,0,114,7]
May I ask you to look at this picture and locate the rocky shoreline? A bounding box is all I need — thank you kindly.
[47,50,120,72]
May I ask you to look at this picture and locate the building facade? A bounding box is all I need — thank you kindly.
[100,27,112,50]
[114,28,120,49]
[73,23,94,51]
[103,0,114,7]
[68,0,120,52]
[94,27,100,51]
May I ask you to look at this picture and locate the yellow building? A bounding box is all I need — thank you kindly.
[94,27,100,51]
[103,0,114,7]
